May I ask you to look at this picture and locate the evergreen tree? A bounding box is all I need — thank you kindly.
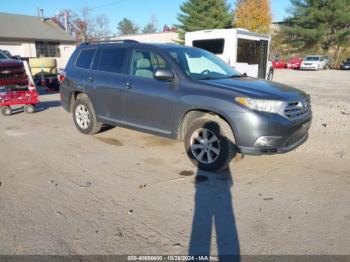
[117,18,139,35]
[233,0,272,33]
[283,0,350,51]
[177,0,233,40]
[142,16,158,34]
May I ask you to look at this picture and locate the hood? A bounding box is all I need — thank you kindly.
[302,60,319,64]
[0,59,24,68]
[203,77,307,101]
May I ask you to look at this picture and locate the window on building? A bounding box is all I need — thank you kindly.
[98,47,127,73]
[35,42,61,58]
[76,49,96,69]
[192,39,225,54]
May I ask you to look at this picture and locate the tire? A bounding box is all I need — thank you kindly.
[24,104,35,114]
[72,94,102,135]
[31,67,58,76]
[1,106,12,116]
[267,68,274,81]
[184,116,237,172]
[29,58,57,68]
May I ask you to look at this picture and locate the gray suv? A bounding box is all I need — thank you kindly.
[60,40,312,171]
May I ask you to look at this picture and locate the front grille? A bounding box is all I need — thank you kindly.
[0,65,28,86]
[283,96,311,119]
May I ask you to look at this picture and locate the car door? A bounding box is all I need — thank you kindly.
[122,48,176,135]
[86,45,128,122]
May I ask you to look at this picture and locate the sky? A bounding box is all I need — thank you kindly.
[0,0,291,33]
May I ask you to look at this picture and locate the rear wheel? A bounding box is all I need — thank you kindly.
[72,95,102,135]
[1,106,12,116]
[184,117,237,172]
[24,104,35,114]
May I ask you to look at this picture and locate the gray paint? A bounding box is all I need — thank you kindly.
[61,42,312,155]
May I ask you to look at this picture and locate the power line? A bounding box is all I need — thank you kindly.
[88,0,130,11]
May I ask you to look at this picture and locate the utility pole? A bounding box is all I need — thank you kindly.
[64,10,69,33]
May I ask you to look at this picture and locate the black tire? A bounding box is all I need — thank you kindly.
[184,117,237,172]
[267,68,274,81]
[24,104,35,114]
[1,106,12,116]
[72,94,102,135]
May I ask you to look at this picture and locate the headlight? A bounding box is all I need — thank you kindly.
[235,97,284,113]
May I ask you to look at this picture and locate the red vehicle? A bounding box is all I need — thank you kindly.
[0,51,39,116]
[287,57,303,70]
[272,58,287,69]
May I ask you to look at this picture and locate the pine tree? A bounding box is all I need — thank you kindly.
[283,0,350,51]
[117,18,139,35]
[233,0,272,33]
[177,0,233,40]
[142,16,158,34]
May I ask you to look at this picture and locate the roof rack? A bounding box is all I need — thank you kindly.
[82,39,139,45]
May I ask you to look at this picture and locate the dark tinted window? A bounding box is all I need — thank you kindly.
[0,51,8,60]
[36,41,61,57]
[99,47,127,73]
[192,39,225,54]
[237,39,261,64]
[76,49,96,69]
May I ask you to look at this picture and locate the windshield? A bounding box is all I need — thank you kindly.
[304,56,320,61]
[165,47,242,80]
[0,51,9,60]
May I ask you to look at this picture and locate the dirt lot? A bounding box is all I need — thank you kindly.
[0,70,349,256]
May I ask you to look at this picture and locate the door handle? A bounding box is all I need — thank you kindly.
[88,77,94,83]
[124,82,133,90]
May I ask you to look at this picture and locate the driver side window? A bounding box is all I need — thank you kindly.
[130,50,170,79]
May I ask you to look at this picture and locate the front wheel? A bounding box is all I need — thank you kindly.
[72,95,102,135]
[1,106,12,116]
[184,117,237,172]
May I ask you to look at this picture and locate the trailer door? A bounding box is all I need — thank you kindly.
[258,40,268,79]
[236,38,269,79]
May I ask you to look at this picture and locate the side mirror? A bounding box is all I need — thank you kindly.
[154,69,174,81]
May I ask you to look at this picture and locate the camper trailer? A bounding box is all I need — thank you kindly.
[185,28,273,80]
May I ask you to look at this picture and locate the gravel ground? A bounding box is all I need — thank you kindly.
[0,69,349,256]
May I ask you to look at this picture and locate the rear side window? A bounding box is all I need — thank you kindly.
[98,47,127,73]
[192,39,225,54]
[76,49,96,69]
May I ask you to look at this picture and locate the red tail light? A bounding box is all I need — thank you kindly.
[59,71,66,83]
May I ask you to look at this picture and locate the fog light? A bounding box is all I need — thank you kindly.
[254,136,282,147]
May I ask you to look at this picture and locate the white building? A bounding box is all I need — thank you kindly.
[111,32,180,44]
[0,12,76,68]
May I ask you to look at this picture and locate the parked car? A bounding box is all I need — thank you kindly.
[300,55,327,70]
[60,40,312,171]
[272,57,287,69]
[340,58,350,70]
[287,57,303,70]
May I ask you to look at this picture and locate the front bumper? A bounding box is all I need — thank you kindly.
[300,64,318,70]
[226,110,312,156]
[238,133,308,155]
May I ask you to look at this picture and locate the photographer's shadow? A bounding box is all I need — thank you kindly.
[189,167,240,261]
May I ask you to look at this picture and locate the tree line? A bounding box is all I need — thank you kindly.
[54,0,350,56]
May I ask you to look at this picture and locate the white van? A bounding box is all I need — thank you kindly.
[185,28,273,80]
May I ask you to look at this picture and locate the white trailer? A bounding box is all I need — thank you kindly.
[185,28,273,80]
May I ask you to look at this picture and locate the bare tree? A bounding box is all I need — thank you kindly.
[53,5,110,43]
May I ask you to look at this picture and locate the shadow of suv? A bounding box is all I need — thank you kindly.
[60,40,312,171]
